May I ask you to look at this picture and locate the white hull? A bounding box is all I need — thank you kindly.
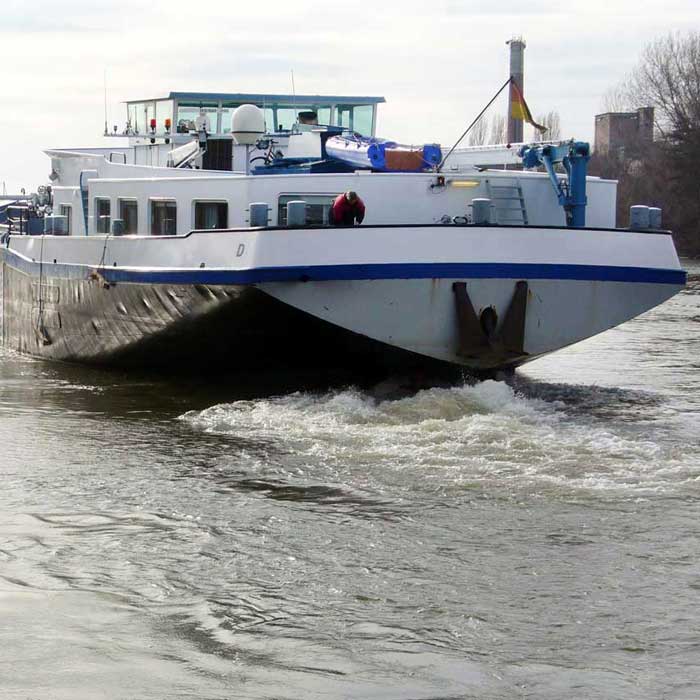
[1,224,685,371]
[262,276,678,368]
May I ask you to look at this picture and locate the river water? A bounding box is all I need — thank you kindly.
[1,263,699,700]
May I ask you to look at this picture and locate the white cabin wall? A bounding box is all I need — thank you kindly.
[84,170,617,236]
[245,173,478,226]
[89,172,467,234]
[90,176,253,235]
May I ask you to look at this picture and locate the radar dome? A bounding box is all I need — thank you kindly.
[231,104,265,145]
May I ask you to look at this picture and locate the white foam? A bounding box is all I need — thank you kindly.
[180,380,698,496]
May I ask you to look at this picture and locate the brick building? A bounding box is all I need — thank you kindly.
[594,107,654,156]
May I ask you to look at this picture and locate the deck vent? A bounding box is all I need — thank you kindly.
[44,215,68,235]
[248,203,270,227]
[286,201,307,227]
[629,205,650,230]
[111,219,125,236]
[471,198,492,225]
[648,207,662,229]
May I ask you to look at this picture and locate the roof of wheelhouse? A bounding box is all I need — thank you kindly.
[126,92,386,105]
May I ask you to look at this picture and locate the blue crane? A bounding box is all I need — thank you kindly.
[519,141,591,228]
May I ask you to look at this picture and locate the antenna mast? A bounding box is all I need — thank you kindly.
[103,68,108,136]
[291,70,298,125]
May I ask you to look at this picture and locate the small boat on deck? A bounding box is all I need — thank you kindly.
[324,134,442,172]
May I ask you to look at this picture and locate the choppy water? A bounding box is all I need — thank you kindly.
[1,263,699,699]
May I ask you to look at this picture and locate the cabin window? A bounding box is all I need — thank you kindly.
[317,107,331,125]
[194,201,228,229]
[278,194,335,226]
[150,200,177,236]
[95,198,110,234]
[352,105,373,136]
[155,100,173,132]
[220,107,232,134]
[119,199,138,234]
[275,108,298,131]
[220,101,240,134]
[59,204,72,235]
[262,108,274,133]
[337,106,351,129]
[336,105,373,135]
[176,101,218,133]
[127,103,145,133]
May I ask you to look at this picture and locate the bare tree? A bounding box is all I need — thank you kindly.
[591,31,700,256]
[608,31,700,139]
[600,84,635,113]
[490,114,507,144]
[468,116,489,146]
[534,111,561,141]
[636,32,700,139]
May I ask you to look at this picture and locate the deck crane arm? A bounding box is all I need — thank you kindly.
[519,141,591,228]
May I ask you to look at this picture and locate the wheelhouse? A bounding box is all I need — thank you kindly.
[124,92,385,139]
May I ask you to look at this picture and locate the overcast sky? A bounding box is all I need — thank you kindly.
[1,0,698,192]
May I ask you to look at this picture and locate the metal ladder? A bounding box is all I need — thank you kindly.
[485,178,528,225]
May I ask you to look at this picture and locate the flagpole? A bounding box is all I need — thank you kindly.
[437,77,512,172]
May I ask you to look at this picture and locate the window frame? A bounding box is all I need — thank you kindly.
[192,200,229,230]
[94,197,111,234]
[277,193,336,226]
[118,198,139,235]
[149,198,177,236]
[59,204,72,235]
[351,105,374,136]
[175,100,219,134]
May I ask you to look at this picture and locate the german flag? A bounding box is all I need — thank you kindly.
[510,78,547,134]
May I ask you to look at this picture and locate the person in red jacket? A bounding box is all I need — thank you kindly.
[330,191,365,226]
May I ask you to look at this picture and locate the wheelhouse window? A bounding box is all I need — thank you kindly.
[150,200,177,236]
[59,204,71,235]
[155,100,173,133]
[262,107,274,133]
[176,101,218,133]
[278,194,335,226]
[336,105,374,135]
[351,105,373,136]
[119,199,138,234]
[194,201,228,229]
[127,102,145,133]
[338,106,354,130]
[95,198,110,234]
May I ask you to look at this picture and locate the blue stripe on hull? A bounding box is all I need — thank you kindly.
[1,247,687,286]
